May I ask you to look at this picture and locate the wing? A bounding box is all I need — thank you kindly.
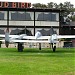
[37,36,50,40]
[57,35,75,39]
[11,40,49,43]
[23,36,50,40]
[0,34,35,39]
[0,39,5,42]
[23,36,35,39]
[0,34,19,38]
[0,34,50,40]
[0,34,5,37]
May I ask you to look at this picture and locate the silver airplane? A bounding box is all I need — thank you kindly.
[0,28,75,52]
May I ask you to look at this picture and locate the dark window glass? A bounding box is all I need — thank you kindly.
[37,13,44,20]
[43,13,51,21]
[51,14,56,21]
[0,12,4,20]
[11,12,31,21]
[25,13,31,20]
[37,12,56,21]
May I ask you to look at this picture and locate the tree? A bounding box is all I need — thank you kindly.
[32,1,75,21]
[32,3,42,8]
[64,1,74,9]
[41,4,47,8]
[53,3,58,8]
[32,3,47,8]
[58,3,64,9]
[47,2,54,8]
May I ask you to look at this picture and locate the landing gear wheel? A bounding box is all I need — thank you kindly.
[39,43,41,50]
[17,43,24,52]
[53,46,56,52]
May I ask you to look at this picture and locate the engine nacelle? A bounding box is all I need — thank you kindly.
[35,31,42,39]
[48,34,58,43]
[5,41,9,48]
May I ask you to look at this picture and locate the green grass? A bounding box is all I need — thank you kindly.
[0,48,75,75]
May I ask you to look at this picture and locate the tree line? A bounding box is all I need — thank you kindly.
[32,1,75,21]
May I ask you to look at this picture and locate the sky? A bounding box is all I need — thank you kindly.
[0,0,75,7]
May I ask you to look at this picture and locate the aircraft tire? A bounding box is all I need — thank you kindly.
[53,46,56,52]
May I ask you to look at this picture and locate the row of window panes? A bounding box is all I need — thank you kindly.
[0,11,59,21]
[0,28,58,35]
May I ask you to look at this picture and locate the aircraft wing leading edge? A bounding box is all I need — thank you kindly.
[0,39,48,43]
[0,34,75,40]
[0,34,50,40]
[23,36,50,40]
[0,34,19,38]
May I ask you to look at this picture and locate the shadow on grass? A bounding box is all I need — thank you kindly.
[0,48,74,57]
[0,48,75,53]
[23,48,75,53]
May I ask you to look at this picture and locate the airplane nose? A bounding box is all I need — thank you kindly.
[5,41,9,48]
[6,44,9,48]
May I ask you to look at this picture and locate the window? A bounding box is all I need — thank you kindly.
[11,11,34,21]
[35,12,59,21]
[0,12,4,20]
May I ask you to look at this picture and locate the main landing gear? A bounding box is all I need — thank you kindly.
[39,43,41,50]
[17,43,24,52]
[51,43,56,52]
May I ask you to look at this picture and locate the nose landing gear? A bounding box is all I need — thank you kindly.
[51,43,56,52]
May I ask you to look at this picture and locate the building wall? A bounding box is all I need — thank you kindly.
[0,11,59,27]
[0,20,59,26]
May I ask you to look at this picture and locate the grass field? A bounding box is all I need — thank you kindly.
[0,48,75,75]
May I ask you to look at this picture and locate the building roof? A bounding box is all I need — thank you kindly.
[0,8,64,12]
